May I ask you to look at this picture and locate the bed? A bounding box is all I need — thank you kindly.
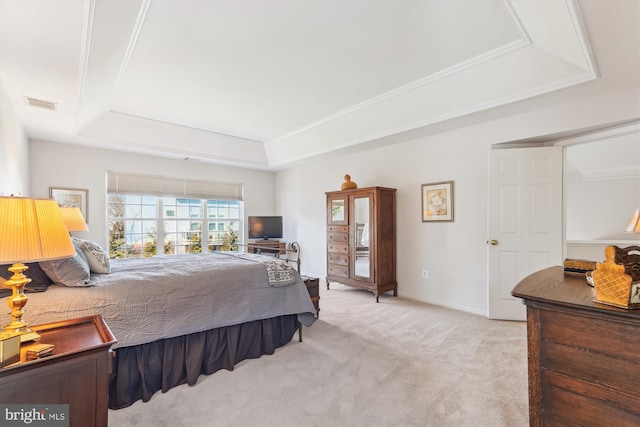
[0,245,317,409]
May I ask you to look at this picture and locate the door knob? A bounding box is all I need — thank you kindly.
[488,239,499,246]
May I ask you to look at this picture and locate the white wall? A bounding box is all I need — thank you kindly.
[29,140,277,248]
[276,135,492,314]
[0,79,29,196]
[275,86,640,315]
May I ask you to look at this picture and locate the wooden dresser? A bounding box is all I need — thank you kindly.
[248,240,286,255]
[0,315,116,427]
[512,266,640,426]
[326,186,396,302]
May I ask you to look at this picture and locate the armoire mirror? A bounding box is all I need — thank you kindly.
[564,123,639,260]
[565,129,640,241]
[331,199,345,222]
[353,196,370,278]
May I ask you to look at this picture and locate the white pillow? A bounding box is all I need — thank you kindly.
[72,238,111,274]
[39,241,93,287]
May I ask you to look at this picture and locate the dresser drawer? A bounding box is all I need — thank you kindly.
[542,380,640,425]
[540,310,640,363]
[327,225,348,233]
[327,242,348,254]
[328,253,348,266]
[541,341,640,400]
[328,264,349,278]
[327,231,348,243]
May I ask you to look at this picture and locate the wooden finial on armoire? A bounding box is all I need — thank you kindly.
[341,175,357,190]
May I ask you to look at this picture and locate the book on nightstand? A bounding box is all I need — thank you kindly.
[25,343,55,360]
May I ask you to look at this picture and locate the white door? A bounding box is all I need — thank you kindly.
[487,146,563,320]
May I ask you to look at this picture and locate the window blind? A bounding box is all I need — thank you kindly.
[106,171,244,201]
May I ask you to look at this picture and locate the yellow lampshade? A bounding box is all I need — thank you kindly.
[60,206,89,232]
[0,197,75,264]
[626,209,640,233]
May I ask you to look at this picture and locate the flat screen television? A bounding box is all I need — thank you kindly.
[248,216,283,240]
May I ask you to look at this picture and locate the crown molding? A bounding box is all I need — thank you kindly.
[581,166,640,181]
[554,121,640,147]
[73,0,96,133]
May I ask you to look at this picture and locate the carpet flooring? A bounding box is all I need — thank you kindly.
[109,281,529,427]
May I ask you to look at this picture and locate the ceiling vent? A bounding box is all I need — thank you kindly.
[23,96,57,111]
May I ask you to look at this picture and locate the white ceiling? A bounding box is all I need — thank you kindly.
[0,0,637,170]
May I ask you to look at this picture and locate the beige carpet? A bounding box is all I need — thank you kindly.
[109,282,529,427]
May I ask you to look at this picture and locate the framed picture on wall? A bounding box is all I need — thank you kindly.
[49,187,89,224]
[421,181,454,222]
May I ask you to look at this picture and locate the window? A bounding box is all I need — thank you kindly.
[107,172,243,259]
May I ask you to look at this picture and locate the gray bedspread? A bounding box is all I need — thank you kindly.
[0,252,317,349]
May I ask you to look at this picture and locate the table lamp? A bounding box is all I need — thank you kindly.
[60,206,89,232]
[0,197,75,342]
[626,209,640,233]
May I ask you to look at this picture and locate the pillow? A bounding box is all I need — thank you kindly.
[72,238,111,274]
[0,276,10,297]
[39,241,93,287]
[0,262,53,293]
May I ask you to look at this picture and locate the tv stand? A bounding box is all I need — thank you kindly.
[248,240,286,255]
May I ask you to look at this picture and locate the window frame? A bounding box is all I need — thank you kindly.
[107,194,243,259]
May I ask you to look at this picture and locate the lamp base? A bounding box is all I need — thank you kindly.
[19,331,41,343]
[4,263,40,343]
[4,325,41,343]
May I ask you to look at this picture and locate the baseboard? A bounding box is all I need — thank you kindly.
[419,297,487,317]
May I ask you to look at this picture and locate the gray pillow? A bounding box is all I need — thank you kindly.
[72,238,111,274]
[39,241,93,287]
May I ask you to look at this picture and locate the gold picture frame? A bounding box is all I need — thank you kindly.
[421,181,454,222]
[49,187,89,224]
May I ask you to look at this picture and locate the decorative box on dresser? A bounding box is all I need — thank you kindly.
[0,315,116,427]
[512,266,640,426]
[326,186,397,302]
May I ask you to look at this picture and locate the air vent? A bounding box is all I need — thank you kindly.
[23,96,57,111]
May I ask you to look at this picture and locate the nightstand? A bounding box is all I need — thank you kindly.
[0,315,116,427]
[302,276,320,315]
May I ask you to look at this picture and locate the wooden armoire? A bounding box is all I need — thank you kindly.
[325,186,397,302]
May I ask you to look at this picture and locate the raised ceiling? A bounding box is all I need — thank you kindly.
[0,0,632,170]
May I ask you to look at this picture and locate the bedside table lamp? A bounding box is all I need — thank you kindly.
[0,197,75,342]
[60,206,89,232]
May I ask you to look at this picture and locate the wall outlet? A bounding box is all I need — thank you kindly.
[422,270,429,279]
